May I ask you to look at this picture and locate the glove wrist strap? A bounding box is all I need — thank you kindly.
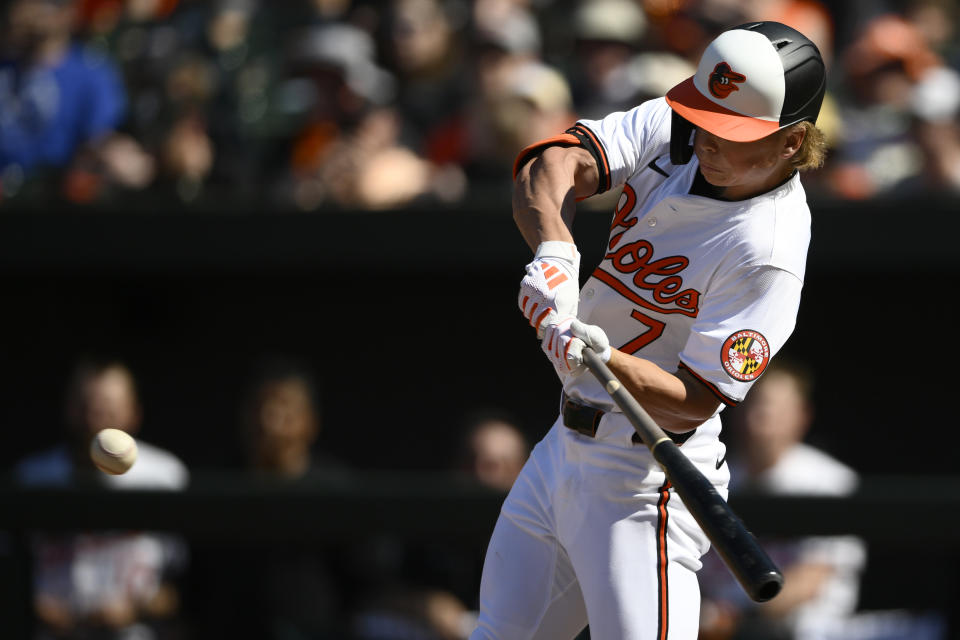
[534,241,581,271]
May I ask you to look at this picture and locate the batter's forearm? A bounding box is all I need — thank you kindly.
[513,200,576,251]
[606,350,719,432]
[512,146,599,251]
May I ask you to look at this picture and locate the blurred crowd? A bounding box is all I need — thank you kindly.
[8,354,948,639]
[10,356,532,640]
[1,0,959,211]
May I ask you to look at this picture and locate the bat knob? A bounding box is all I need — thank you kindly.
[751,571,784,602]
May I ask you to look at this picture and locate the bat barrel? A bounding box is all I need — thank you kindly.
[651,442,784,602]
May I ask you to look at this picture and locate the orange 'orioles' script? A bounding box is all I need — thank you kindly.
[596,184,701,318]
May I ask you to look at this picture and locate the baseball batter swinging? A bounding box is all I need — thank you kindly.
[471,22,827,640]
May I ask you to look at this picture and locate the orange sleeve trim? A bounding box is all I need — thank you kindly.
[570,124,611,193]
[512,133,582,180]
[678,361,740,407]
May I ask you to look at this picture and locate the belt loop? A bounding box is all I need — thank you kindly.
[591,408,603,435]
[561,392,605,438]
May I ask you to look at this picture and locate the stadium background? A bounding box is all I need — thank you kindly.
[2,0,959,638]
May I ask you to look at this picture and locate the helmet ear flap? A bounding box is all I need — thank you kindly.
[670,111,695,165]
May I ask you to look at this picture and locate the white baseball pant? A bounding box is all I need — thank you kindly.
[470,412,729,640]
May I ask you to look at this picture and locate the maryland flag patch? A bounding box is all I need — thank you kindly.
[721,330,770,381]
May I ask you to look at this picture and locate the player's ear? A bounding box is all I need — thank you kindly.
[781,125,806,160]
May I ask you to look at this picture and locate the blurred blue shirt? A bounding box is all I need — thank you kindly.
[0,43,125,172]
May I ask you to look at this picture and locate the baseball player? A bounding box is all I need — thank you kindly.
[471,22,827,640]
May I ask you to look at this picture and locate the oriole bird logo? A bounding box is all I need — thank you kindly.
[708,62,746,99]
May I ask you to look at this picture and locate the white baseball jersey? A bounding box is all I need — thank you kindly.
[567,97,809,415]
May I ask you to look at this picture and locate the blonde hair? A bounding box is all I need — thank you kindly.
[790,121,827,171]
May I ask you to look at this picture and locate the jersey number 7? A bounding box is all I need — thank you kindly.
[619,309,666,354]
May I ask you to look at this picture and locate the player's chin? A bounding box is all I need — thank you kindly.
[699,164,730,184]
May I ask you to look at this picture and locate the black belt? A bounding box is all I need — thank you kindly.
[560,392,696,445]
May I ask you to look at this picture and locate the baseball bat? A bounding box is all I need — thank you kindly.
[581,347,783,603]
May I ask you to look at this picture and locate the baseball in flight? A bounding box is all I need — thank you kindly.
[90,428,138,475]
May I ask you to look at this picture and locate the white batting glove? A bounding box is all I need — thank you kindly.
[518,241,581,338]
[542,318,611,376]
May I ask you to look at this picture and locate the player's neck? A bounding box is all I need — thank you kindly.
[692,166,797,201]
[728,166,796,200]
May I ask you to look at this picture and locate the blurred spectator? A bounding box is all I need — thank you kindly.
[243,361,321,477]
[824,14,960,199]
[80,0,233,202]
[471,2,540,101]
[457,410,530,492]
[279,22,461,209]
[14,358,189,640]
[199,0,278,195]
[568,0,647,118]
[902,66,960,194]
[0,0,154,203]
[385,410,529,609]
[904,0,960,67]
[423,2,541,197]
[384,0,466,145]
[432,58,576,199]
[218,360,477,640]
[641,0,742,61]
[699,359,866,640]
[16,359,187,488]
[348,409,530,639]
[239,356,348,479]
[3,0,960,208]
[486,61,576,171]
[601,50,696,116]
[196,357,352,639]
[745,0,835,65]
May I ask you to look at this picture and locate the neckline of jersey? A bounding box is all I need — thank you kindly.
[686,167,799,203]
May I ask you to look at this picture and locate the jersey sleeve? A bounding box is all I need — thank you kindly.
[678,265,803,406]
[572,97,673,194]
[512,132,583,180]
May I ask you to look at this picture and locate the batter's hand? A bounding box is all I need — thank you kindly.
[542,317,611,376]
[519,241,581,338]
